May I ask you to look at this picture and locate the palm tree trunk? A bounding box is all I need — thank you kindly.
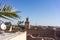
[9,25,13,32]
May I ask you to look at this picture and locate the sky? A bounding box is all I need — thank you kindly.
[0,0,60,26]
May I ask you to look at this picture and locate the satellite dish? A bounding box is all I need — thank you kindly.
[1,23,6,30]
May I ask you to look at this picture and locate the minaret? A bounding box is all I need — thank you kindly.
[25,17,30,30]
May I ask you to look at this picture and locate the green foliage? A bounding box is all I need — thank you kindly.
[5,22,12,26]
[13,26,23,31]
[0,4,20,20]
[17,21,24,25]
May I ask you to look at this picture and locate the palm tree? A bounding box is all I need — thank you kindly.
[17,21,24,26]
[0,5,20,20]
[0,4,20,32]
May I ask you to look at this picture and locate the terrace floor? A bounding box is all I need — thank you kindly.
[10,31,26,40]
[0,31,26,40]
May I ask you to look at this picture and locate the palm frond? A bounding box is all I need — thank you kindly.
[0,4,20,20]
[8,12,20,18]
[6,5,12,11]
[0,12,20,19]
[0,15,10,20]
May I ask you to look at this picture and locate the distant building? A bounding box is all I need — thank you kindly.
[25,17,30,30]
[27,26,56,40]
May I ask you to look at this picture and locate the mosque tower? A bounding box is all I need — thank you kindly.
[25,17,30,30]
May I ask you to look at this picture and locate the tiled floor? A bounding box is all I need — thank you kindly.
[10,32,26,40]
[0,31,22,40]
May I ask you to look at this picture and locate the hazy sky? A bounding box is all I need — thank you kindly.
[0,0,60,26]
